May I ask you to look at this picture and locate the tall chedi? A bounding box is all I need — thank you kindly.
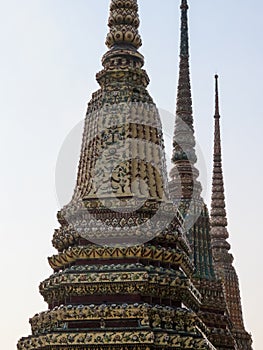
[169,0,214,279]
[210,75,253,349]
[169,1,237,349]
[18,1,216,349]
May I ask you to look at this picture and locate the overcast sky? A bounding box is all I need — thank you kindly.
[0,0,262,348]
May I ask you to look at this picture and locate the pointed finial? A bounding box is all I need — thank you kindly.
[181,0,189,10]
[213,74,222,158]
[98,0,146,87]
[180,0,189,57]
[106,0,142,49]
[214,74,220,118]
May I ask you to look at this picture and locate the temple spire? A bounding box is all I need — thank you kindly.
[210,75,230,251]
[210,76,253,348]
[169,0,215,281]
[176,0,193,127]
[170,0,201,203]
[57,0,172,247]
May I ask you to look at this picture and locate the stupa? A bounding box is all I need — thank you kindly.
[17,1,252,349]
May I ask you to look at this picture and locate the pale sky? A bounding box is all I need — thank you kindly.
[0,0,262,348]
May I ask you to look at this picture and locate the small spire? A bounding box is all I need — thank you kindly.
[210,76,253,340]
[214,74,220,118]
[174,0,194,144]
[211,74,230,252]
[170,0,201,201]
[180,0,189,57]
[213,74,222,158]
[106,0,142,49]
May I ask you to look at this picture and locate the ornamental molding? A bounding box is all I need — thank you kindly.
[18,330,213,350]
[30,303,207,337]
[48,245,193,276]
